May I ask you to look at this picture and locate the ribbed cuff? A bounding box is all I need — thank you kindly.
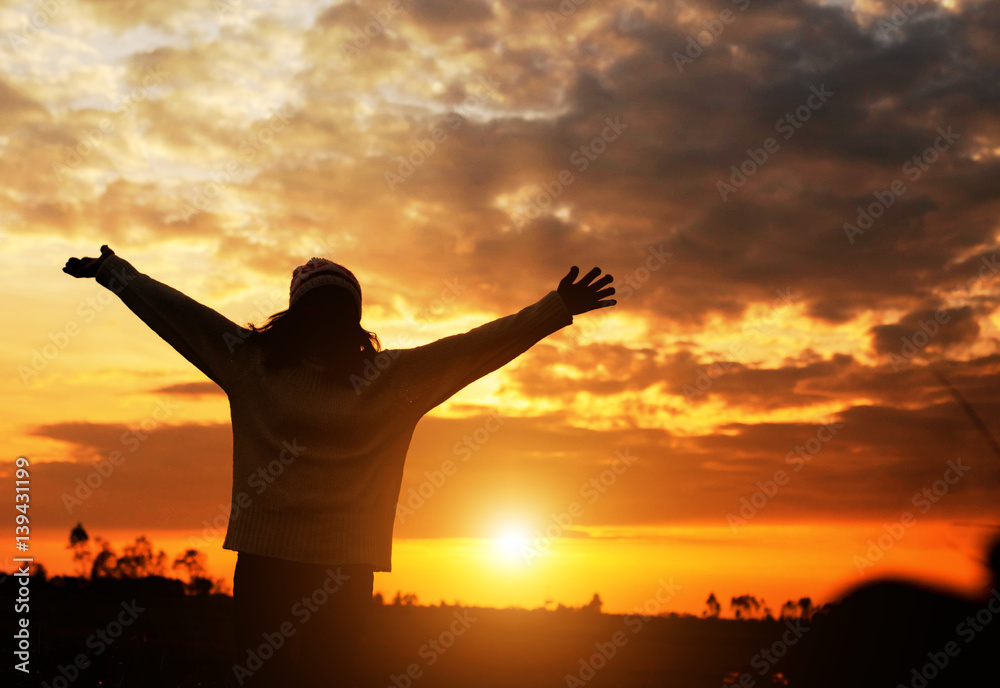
[95,254,140,294]
[540,290,574,330]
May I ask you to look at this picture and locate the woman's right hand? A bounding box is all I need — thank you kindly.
[557,266,616,315]
[63,244,115,278]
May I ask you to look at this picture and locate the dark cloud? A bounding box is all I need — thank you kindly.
[409,0,493,25]
[10,422,232,529]
[0,79,47,118]
[152,382,225,395]
[870,306,981,356]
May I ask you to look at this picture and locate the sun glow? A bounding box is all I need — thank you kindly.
[494,524,531,564]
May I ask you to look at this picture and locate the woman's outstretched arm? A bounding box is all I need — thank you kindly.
[63,245,249,392]
[390,266,615,415]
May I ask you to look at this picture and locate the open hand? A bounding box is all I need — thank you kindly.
[557,266,616,315]
[63,245,115,278]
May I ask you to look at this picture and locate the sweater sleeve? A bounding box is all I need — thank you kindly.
[94,254,248,392]
[391,290,574,415]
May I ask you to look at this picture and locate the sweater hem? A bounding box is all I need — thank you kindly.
[221,538,392,572]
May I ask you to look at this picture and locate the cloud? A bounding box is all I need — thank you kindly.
[409,0,493,25]
[869,305,981,356]
[0,79,47,119]
[151,381,225,395]
[7,422,232,530]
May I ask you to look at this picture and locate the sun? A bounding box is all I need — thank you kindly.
[493,524,530,563]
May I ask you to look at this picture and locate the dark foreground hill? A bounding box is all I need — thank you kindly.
[5,576,807,688]
[4,574,998,687]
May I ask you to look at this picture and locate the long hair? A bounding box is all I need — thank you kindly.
[244,298,382,385]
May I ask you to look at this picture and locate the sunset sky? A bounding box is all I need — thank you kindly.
[3,0,1000,616]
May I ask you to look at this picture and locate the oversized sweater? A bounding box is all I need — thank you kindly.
[95,254,574,571]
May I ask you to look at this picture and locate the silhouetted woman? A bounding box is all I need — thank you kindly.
[63,245,615,687]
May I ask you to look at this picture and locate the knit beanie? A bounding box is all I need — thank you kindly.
[289,257,363,320]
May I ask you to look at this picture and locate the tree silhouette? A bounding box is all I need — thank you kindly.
[115,535,167,578]
[188,577,215,595]
[798,596,813,620]
[172,549,215,595]
[703,593,721,618]
[730,594,763,619]
[90,537,117,578]
[393,591,419,606]
[88,535,169,579]
[173,549,207,580]
[66,529,230,593]
[583,593,603,613]
[67,522,92,577]
[780,596,814,620]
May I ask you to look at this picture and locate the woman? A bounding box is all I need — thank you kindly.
[63,244,616,686]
